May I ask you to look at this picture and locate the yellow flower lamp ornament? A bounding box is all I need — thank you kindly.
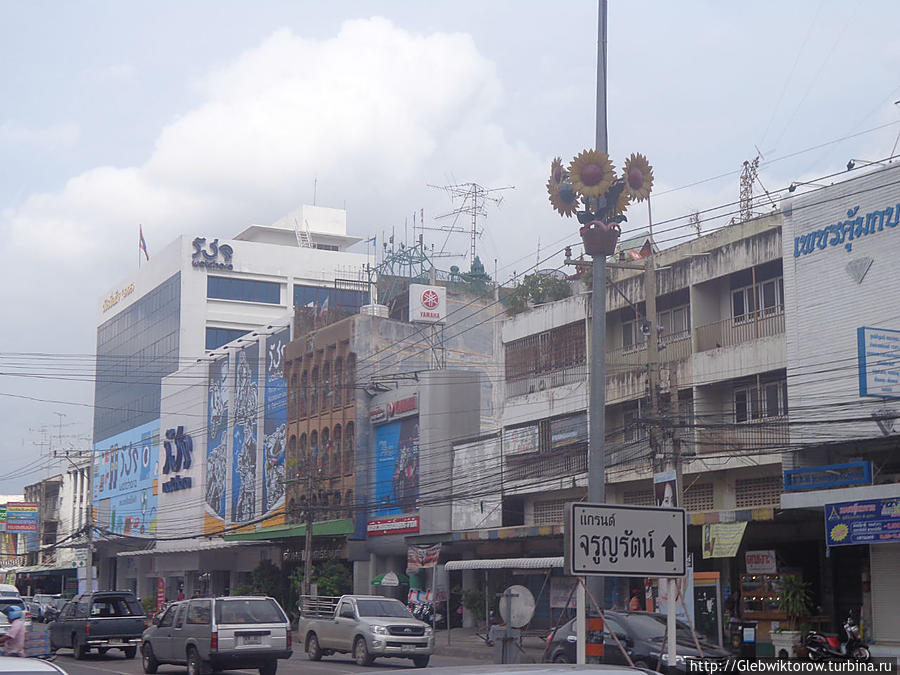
[547,149,653,257]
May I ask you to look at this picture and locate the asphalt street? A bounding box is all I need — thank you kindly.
[47,649,482,675]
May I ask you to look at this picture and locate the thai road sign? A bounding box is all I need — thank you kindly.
[565,502,686,577]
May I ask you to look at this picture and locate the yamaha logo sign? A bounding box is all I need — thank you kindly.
[409,284,446,324]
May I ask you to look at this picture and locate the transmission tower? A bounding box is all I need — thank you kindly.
[739,156,760,222]
[427,182,514,263]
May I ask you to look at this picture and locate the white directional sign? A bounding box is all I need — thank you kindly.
[565,502,686,577]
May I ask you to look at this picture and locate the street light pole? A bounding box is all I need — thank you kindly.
[586,0,609,623]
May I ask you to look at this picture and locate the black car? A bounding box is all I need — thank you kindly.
[545,611,730,672]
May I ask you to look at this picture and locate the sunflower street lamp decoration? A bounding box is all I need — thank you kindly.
[548,150,654,257]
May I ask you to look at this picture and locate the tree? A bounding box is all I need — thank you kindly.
[291,557,352,598]
[505,273,572,315]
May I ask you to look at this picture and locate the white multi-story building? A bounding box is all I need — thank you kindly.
[90,205,373,590]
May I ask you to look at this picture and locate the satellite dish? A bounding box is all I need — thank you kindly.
[498,584,535,628]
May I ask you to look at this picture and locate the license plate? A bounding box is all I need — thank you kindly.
[402,645,416,652]
[241,635,262,646]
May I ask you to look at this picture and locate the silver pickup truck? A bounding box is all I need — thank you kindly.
[299,595,433,667]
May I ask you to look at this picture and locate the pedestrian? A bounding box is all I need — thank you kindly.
[628,588,642,611]
[0,605,26,657]
[176,587,185,601]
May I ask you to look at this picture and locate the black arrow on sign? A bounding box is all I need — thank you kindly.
[662,535,677,562]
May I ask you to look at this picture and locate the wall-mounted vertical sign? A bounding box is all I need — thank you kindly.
[232,343,259,523]
[857,326,900,399]
[205,355,229,532]
[262,327,289,515]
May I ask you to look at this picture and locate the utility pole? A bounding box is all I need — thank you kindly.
[644,254,660,471]
[585,0,609,626]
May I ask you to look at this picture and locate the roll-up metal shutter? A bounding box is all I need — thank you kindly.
[870,544,900,645]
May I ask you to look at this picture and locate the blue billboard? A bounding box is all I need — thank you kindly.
[93,419,158,535]
[373,418,419,517]
[206,355,229,524]
[825,497,900,546]
[262,327,289,514]
[232,343,258,523]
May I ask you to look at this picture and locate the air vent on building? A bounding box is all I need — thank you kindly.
[683,483,714,512]
[623,489,655,506]
[734,475,783,508]
[533,499,568,526]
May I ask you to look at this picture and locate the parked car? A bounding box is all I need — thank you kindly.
[545,611,730,672]
[140,596,292,675]
[48,590,147,659]
[298,594,434,668]
[0,655,69,673]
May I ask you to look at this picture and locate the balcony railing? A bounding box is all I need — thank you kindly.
[505,364,587,398]
[695,308,785,352]
[606,332,692,369]
[695,416,789,453]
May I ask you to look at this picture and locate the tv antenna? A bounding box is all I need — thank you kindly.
[427,182,514,263]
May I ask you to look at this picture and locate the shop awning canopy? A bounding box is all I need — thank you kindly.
[444,557,564,571]
[118,539,270,557]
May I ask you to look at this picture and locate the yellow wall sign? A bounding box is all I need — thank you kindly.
[102,282,135,313]
[701,522,748,559]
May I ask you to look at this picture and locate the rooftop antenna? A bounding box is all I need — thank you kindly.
[689,211,702,238]
[427,182,514,263]
[739,155,760,222]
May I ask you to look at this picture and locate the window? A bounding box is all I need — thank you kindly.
[333,358,343,407]
[623,404,647,443]
[344,423,355,472]
[292,284,369,312]
[734,380,787,422]
[623,489,655,506]
[658,305,690,339]
[505,322,586,382]
[158,606,176,628]
[322,362,331,411]
[345,354,357,404]
[310,430,318,460]
[208,276,280,304]
[215,598,287,624]
[206,327,249,351]
[732,277,784,322]
[683,483,714,512]
[735,476,783,508]
[299,434,307,467]
[622,320,647,351]
[300,371,309,417]
[174,604,187,628]
[533,499,567,525]
[310,367,318,415]
[187,600,211,625]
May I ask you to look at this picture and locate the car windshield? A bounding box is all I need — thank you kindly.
[356,599,413,618]
[620,613,693,641]
[215,598,287,625]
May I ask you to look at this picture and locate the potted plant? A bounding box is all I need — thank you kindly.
[770,575,811,659]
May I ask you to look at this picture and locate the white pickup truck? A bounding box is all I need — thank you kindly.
[298,595,434,668]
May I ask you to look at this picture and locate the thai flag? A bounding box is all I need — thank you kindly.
[139,225,150,261]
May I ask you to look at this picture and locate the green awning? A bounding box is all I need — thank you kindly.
[224,518,353,542]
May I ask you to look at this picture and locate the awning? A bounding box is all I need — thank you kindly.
[444,557,564,571]
[372,571,409,587]
[224,518,353,542]
[13,565,77,575]
[118,540,270,557]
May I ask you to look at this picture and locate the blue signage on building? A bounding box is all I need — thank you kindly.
[784,461,872,492]
[857,326,900,399]
[825,497,900,546]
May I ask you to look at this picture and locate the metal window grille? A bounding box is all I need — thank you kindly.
[735,475,782,508]
[683,483,714,512]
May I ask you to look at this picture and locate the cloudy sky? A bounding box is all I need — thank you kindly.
[1,1,899,492]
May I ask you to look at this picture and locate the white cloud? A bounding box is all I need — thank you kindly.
[4,18,547,277]
[0,120,80,151]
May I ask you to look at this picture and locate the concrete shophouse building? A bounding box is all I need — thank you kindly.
[779,164,900,657]
[261,278,502,597]
[446,213,795,637]
[90,205,372,590]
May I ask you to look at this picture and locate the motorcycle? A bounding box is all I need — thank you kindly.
[803,613,870,662]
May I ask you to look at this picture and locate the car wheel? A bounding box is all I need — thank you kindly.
[142,643,159,674]
[412,655,430,668]
[259,660,277,675]
[73,634,87,660]
[307,633,323,661]
[187,646,209,675]
[353,636,374,666]
[124,646,137,659]
[553,652,571,663]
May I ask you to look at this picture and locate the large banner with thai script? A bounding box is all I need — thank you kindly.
[205,355,229,530]
[374,418,419,517]
[825,497,900,546]
[262,328,289,515]
[406,543,441,572]
[232,343,258,523]
[92,420,158,535]
[5,503,38,532]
